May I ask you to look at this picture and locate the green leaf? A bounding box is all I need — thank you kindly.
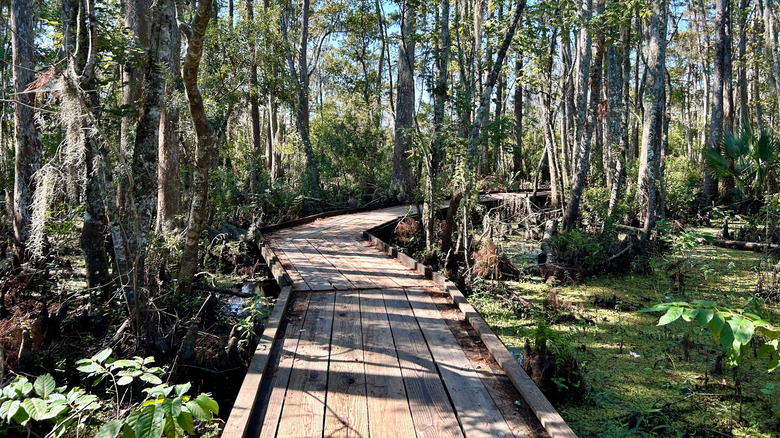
[759,326,780,340]
[96,419,124,438]
[185,400,210,421]
[769,353,780,373]
[176,412,194,435]
[720,320,736,351]
[140,374,163,385]
[729,315,755,345]
[0,400,11,420]
[109,359,139,369]
[7,400,20,421]
[24,398,48,421]
[117,376,134,386]
[21,382,33,396]
[38,403,67,421]
[171,398,182,418]
[658,307,683,326]
[194,393,219,416]
[709,313,727,343]
[135,405,165,438]
[692,300,717,308]
[692,308,714,326]
[34,374,56,398]
[11,403,29,425]
[77,363,104,374]
[92,348,113,364]
[173,383,191,397]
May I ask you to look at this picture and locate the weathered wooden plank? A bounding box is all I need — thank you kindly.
[222,285,294,438]
[404,287,513,438]
[289,238,354,290]
[273,243,332,290]
[324,291,369,437]
[251,291,312,438]
[332,240,401,289]
[276,291,337,437]
[382,288,464,438]
[308,239,378,289]
[359,289,417,438]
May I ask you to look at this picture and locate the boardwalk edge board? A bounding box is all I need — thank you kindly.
[361,229,577,438]
[221,243,294,438]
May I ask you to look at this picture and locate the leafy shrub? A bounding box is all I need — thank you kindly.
[581,186,610,228]
[0,374,99,437]
[641,300,780,371]
[551,229,604,272]
[0,348,220,438]
[665,156,702,220]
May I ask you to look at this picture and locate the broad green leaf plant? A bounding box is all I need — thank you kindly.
[0,348,219,438]
[0,374,100,437]
[641,300,780,371]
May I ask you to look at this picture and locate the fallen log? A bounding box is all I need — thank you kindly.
[695,237,779,253]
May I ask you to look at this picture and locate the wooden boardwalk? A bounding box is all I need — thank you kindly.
[224,195,574,438]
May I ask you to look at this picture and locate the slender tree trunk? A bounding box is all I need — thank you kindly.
[636,0,667,236]
[11,0,42,246]
[157,4,181,234]
[739,0,750,126]
[247,0,262,195]
[392,0,416,199]
[607,22,628,219]
[424,0,450,250]
[562,1,603,233]
[120,0,151,154]
[61,0,111,295]
[561,36,574,183]
[298,0,320,193]
[756,0,765,130]
[513,51,524,178]
[178,0,216,293]
[704,0,727,199]
[573,0,592,155]
[765,0,780,116]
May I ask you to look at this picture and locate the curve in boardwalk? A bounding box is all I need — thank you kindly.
[223,194,575,438]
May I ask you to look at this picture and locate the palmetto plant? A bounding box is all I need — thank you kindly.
[704,124,780,199]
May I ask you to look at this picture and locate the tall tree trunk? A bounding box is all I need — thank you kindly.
[157,4,181,234]
[539,24,562,208]
[607,22,628,219]
[561,35,574,183]
[120,0,151,155]
[11,0,42,247]
[636,0,667,236]
[765,0,780,116]
[562,1,603,233]
[704,0,727,200]
[298,0,319,193]
[178,0,216,293]
[62,0,111,295]
[247,0,262,195]
[739,0,750,126]
[574,0,592,154]
[513,51,524,178]
[392,0,416,199]
[424,0,450,250]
